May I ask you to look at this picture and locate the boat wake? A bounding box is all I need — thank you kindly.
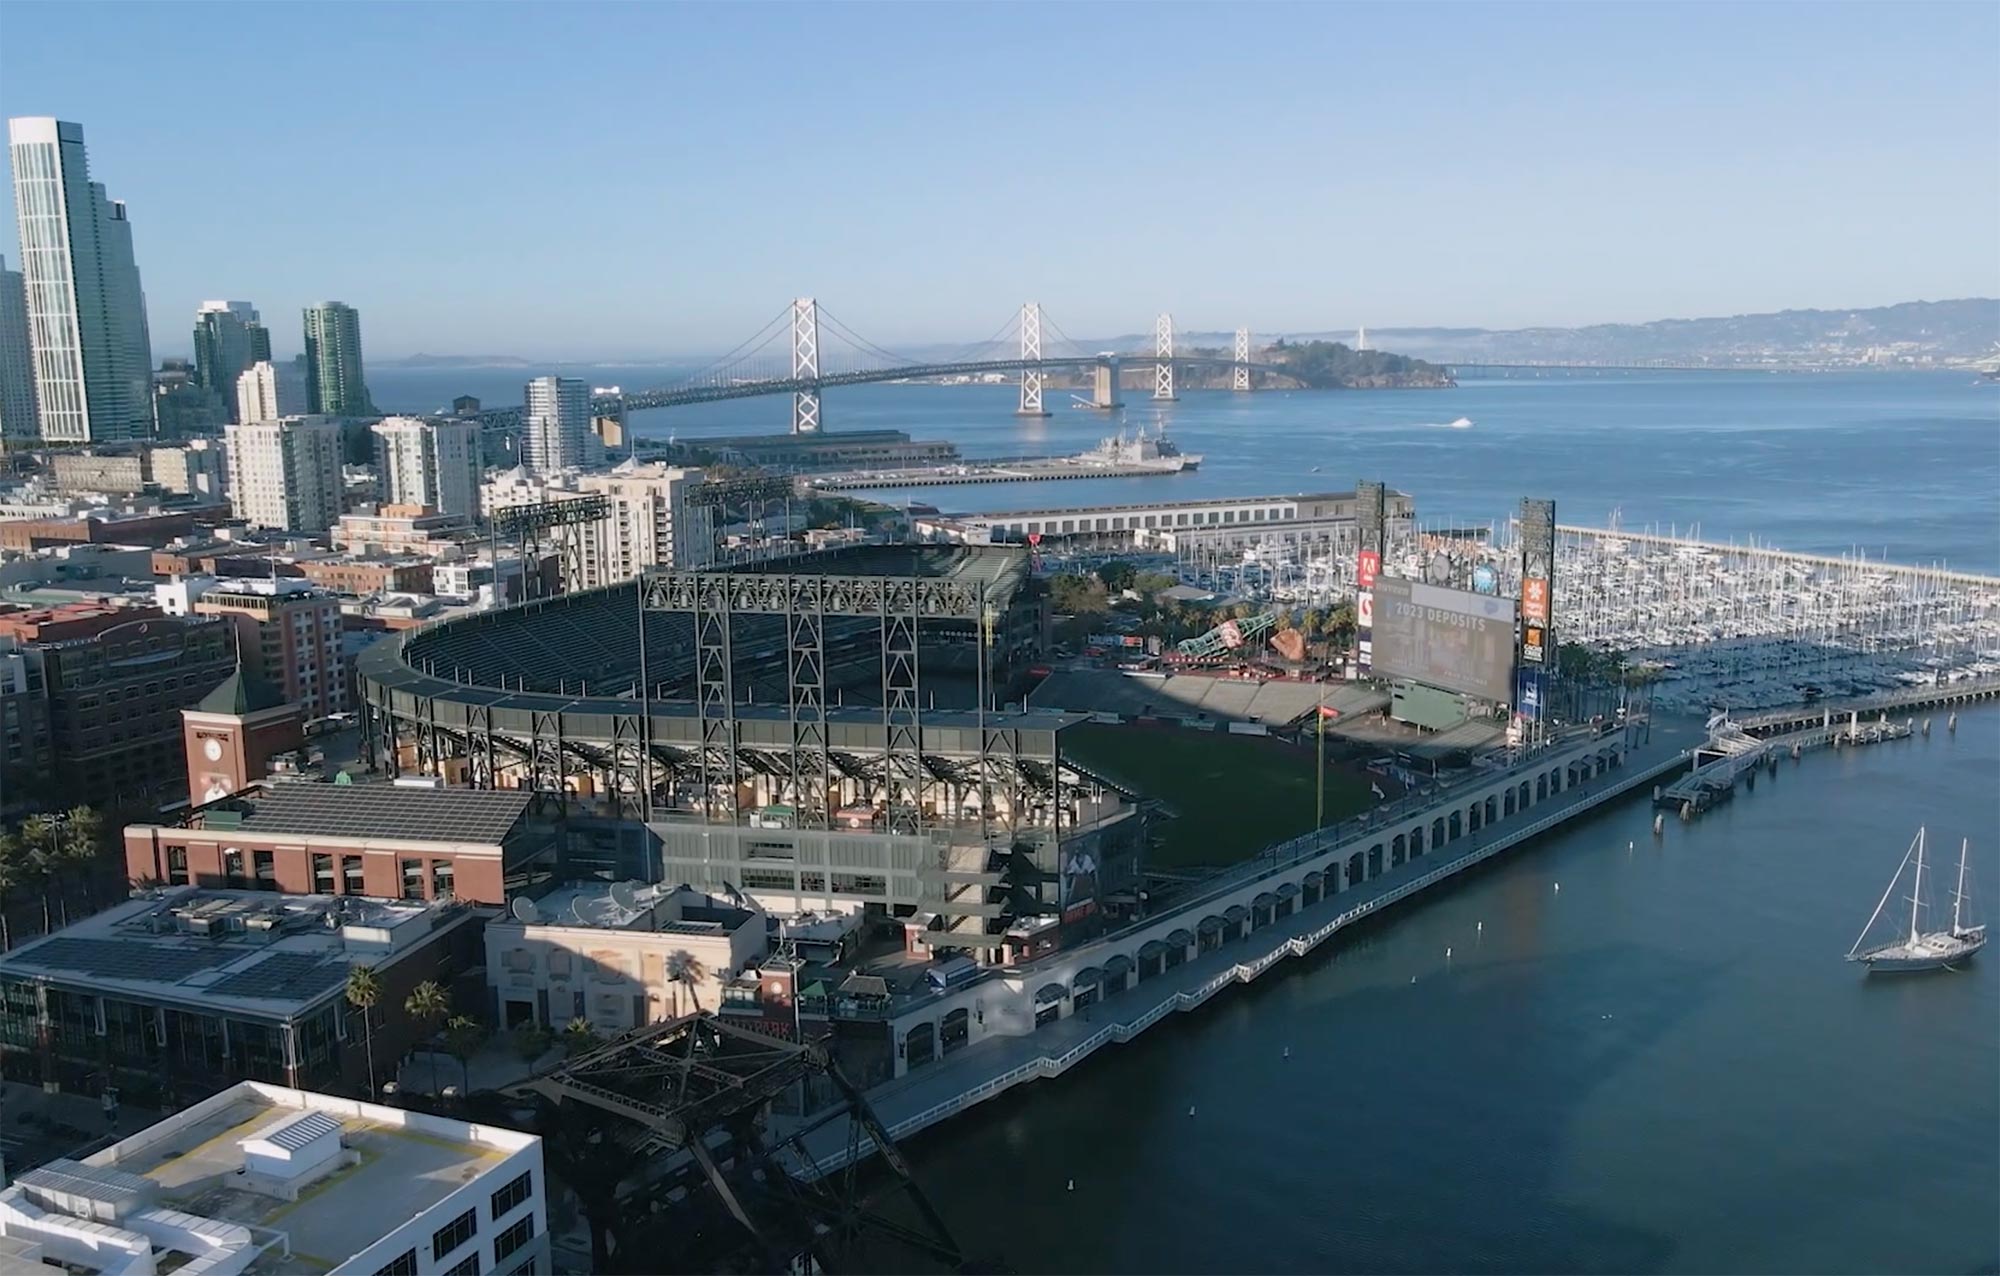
[1420,417,1475,429]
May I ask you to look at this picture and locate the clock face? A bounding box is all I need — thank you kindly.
[203,738,224,761]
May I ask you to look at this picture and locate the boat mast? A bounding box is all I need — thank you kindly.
[1909,827,1926,943]
[1852,827,1921,958]
[1952,837,1969,937]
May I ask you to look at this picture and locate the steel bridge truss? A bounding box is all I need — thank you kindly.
[515,1013,967,1273]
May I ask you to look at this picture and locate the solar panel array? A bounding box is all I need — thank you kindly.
[207,953,350,1002]
[17,937,238,983]
[237,783,532,844]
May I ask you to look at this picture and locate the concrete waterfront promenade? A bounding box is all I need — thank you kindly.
[799,723,1697,1173]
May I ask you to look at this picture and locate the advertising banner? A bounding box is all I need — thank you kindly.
[1357,548,1380,590]
[1521,576,1550,624]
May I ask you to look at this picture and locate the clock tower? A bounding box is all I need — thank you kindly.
[182,668,305,804]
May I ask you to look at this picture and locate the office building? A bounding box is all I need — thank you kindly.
[481,461,712,590]
[522,374,590,473]
[301,301,372,416]
[7,117,154,442]
[151,357,224,438]
[0,643,53,818]
[157,576,349,718]
[155,435,228,498]
[192,299,269,419]
[224,414,343,532]
[0,1082,546,1276]
[372,415,482,519]
[0,253,36,438]
[235,356,307,422]
[0,603,234,805]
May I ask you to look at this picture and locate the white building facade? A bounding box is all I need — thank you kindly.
[225,414,344,533]
[522,375,591,473]
[7,117,154,443]
[372,415,483,519]
[235,358,307,423]
[480,461,712,590]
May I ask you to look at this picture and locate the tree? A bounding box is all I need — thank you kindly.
[665,951,709,1015]
[1301,608,1325,639]
[345,965,382,1100]
[404,980,450,1094]
[443,1014,484,1097]
[57,807,103,918]
[0,832,23,951]
[1096,559,1136,593]
[1049,573,1109,618]
[561,1017,599,1057]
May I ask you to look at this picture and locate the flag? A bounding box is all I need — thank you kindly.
[1318,705,1341,720]
[1370,782,1386,800]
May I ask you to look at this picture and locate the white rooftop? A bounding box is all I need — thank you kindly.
[0,1082,539,1276]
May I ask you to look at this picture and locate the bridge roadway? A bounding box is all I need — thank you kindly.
[598,353,1302,413]
[786,723,1698,1176]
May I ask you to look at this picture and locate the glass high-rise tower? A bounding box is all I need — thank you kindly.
[192,300,268,421]
[302,300,373,416]
[7,117,155,442]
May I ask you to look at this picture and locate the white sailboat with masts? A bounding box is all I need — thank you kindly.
[1847,827,1986,972]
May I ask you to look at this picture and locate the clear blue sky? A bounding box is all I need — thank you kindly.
[2,1,1995,360]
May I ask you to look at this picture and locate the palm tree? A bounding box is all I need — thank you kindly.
[57,807,103,914]
[443,1014,484,1097]
[560,1017,599,1057]
[345,965,382,1100]
[0,832,23,951]
[404,980,450,1094]
[665,950,709,1015]
[18,816,57,932]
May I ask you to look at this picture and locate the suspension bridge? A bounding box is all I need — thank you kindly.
[585,300,1306,433]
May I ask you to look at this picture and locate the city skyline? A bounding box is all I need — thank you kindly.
[0,2,1995,360]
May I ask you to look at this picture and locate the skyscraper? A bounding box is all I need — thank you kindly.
[302,301,372,416]
[523,375,591,473]
[372,416,483,519]
[0,254,36,440]
[224,415,344,532]
[7,118,155,442]
[192,300,268,421]
[236,359,307,423]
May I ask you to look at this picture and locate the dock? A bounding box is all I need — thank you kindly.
[805,456,1195,490]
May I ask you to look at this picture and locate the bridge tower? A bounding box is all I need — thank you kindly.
[1232,327,1252,392]
[1017,302,1050,417]
[791,297,822,434]
[1153,313,1177,401]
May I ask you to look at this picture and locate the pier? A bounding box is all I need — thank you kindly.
[792,724,1693,1173]
[1732,675,2000,735]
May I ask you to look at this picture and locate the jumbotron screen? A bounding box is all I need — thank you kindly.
[1371,575,1518,703]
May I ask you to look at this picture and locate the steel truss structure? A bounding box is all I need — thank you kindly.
[488,495,611,601]
[1153,311,1177,401]
[1233,326,1252,392]
[1017,301,1049,416]
[791,296,822,435]
[515,1013,967,1273]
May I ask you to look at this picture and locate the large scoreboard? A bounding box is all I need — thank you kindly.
[1372,575,1519,703]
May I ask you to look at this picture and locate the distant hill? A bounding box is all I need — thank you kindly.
[380,353,537,368]
[1157,299,1998,367]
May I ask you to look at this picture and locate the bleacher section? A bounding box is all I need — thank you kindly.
[1031,670,1389,725]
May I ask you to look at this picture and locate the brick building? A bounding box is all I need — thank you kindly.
[124,782,558,905]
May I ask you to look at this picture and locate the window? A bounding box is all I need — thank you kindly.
[740,868,796,892]
[341,855,364,894]
[800,871,826,892]
[490,1169,533,1220]
[223,848,246,888]
[312,853,334,894]
[373,1251,418,1276]
[432,1207,477,1261]
[167,846,189,886]
[402,859,425,900]
[431,859,455,899]
[830,873,887,897]
[493,1214,536,1265]
[443,1256,481,1276]
[253,850,276,890]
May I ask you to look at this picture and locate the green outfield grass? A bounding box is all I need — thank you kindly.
[1062,722,1373,870]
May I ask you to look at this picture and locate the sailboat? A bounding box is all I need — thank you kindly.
[1847,827,1986,972]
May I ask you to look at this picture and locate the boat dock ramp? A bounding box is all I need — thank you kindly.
[1657,678,1997,819]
